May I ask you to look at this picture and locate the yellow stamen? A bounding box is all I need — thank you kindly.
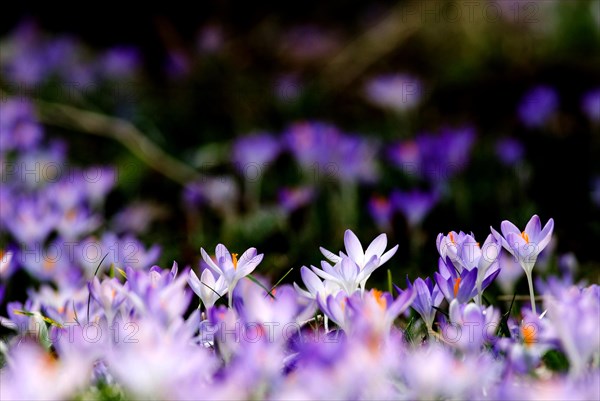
[522,324,536,346]
[521,231,530,243]
[453,278,462,297]
[231,253,239,270]
[372,289,387,310]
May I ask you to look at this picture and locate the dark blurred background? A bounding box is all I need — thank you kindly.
[1,1,599,296]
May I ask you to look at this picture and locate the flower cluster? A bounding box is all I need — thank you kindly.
[1,217,598,400]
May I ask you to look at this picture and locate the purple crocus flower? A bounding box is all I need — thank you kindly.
[200,244,264,307]
[89,276,127,323]
[398,276,444,331]
[400,343,501,400]
[317,291,350,331]
[0,99,43,152]
[391,189,438,227]
[56,207,101,240]
[436,231,501,303]
[581,88,600,122]
[188,268,228,309]
[0,341,94,401]
[294,265,341,302]
[367,194,392,231]
[98,46,140,79]
[387,139,420,170]
[441,300,500,353]
[495,137,525,166]
[365,73,423,112]
[543,283,600,376]
[434,260,479,304]
[124,263,191,326]
[45,176,87,212]
[492,215,553,316]
[496,308,554,374]
[311,257,372,296]
[319,229,398,291]
[345,288,415,337]
[231,133,281,176]
[518,85,558,128]
[183,176,239,214]
[107,316,217,400]
[491,214,554,276]
[278,186,315,212]
[283,121,377,183]
[81,166,116,205]
[335,134,379,183]
[4,194,59,245]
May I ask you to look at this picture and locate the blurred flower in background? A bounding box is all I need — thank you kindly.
[364,73,423,112]
[518,86,559,128]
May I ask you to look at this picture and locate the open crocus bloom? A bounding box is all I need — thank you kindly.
[188,269,228,309]
[492,215,554,274]
[320,229,398,290]
[200,244,263,306]
[293,265,341,302]
[491,214,554,314]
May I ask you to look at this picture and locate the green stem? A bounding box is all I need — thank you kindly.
[525,272,537,315]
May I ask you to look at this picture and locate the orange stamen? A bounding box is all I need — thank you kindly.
[521,231,530,243]
[453,278,462,297]
[43,259,55,271]
[372,289,387,310]
[231,253,239,270]
[66,209,77,221]
[448,232,455,244]
[522,324,536,346]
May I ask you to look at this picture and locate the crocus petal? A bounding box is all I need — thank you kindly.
[535,218,554,252]
[364,233,387,261]
[501,220,521,237]
[201,248,223,275]
[434,272,452,301]
[312,265,339,282]
[201,268,216,287]
[236,253,263,278]
[187,270,203,298]
[481,268,501,290]
[293,282,314,299]
[320,247,342,263]
[340,258,359,281]
[238,247,257,268]
[463,303,483,323]
[506,232,527,255]
[300,265,323,295]
[457,268,477,303]
[380,244,399,265]
[449,299,462,323]
[344,229,364,264]
[525,215,541,237]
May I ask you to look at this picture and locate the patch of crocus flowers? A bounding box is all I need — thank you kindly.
[1,216,599,400]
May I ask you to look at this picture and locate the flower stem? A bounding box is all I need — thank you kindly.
[525,272,537,315]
